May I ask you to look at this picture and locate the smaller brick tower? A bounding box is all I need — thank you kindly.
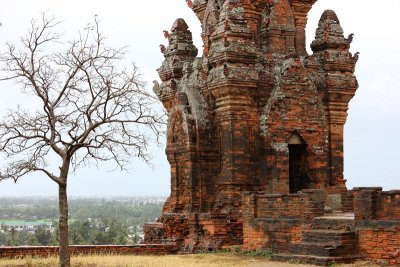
[309,9,358,190]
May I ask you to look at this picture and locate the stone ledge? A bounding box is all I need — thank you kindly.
[352,187,383,191]
[356,220,400,229]
[254,218,302,224]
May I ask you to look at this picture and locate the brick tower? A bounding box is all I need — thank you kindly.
[145,0,359,253]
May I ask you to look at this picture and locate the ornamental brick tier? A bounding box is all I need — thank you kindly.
[144,1,400,265]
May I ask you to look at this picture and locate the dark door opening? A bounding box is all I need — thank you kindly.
[289,144,309,193]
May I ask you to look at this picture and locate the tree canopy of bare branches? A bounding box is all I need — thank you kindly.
[0,15,164,267]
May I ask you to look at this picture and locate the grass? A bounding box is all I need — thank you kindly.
[0,254,267,267]
[0,254,381,267]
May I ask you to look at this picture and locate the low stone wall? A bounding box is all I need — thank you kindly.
[0,244,177,259]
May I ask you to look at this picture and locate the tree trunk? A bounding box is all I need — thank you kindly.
[58,182,70,267]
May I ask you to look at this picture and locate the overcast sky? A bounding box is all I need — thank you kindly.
[0,0,399,197]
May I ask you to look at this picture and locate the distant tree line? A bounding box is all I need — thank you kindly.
[0,225,57,246]
[1,217,138,246]
[0,197,163,246]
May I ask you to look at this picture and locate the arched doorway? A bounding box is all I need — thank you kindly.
[288,133,309,193]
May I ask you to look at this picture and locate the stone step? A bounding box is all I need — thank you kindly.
[272,253,359,266]
[277,215,358,264]
[290,241,356,257]
[302,230,356,244]
[290,242,337,257]
[312,213,355,231]
[317,212,354,218]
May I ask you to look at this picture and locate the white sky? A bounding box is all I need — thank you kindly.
[0,0,399,197]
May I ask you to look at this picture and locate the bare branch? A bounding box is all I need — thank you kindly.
[0,14,165,186]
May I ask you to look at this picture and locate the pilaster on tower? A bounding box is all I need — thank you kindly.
[290,0,318,55]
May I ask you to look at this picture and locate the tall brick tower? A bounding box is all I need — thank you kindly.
[145,0,358,251]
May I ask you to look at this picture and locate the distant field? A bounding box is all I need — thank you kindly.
[0,254,379,267]
[1,219,67,223]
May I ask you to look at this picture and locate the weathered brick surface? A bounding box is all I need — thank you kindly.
[376,191,400,220]
[341,190,354,213]
[242,217,304,252]
[357,222,400,265]
[353,187,382,220]
[143,222,166,244]
[254,190,324,221]
[353,188,400,221]
[0,244,177,259]
[350,188,400,264]
[241,192,307,251]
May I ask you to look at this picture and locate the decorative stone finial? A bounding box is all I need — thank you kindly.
[319,9,340,24]
[171,18,189,33]
[162,18,198,59]
[311,9,349,52]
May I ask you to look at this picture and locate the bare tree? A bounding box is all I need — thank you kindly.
[0,15,163,267]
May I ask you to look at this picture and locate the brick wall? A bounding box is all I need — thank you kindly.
[145,212,243,251]
[353,187,382,220]
[242,190,323,251]
[341,190,354,213]
[353,188,400,221]
[357,222,400,265]
[0,244,177,259]
[242,217,304,252]
[254,190,325,221]
[144,213,188,245]
[143,222,165,244]
[376,191,400,220]
[353,187,400,264]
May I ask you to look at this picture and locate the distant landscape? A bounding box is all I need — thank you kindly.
[0,196,164,246]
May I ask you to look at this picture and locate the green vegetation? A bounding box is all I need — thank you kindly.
[242,248,274,259]
[0,196,164,246]
[0,225,56,246]
[198,247,273,260]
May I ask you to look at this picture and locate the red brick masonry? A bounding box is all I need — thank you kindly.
[354,189,400,265]
[243,188,400,265]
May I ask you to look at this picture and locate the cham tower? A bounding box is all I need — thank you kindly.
[145,0,400,265]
